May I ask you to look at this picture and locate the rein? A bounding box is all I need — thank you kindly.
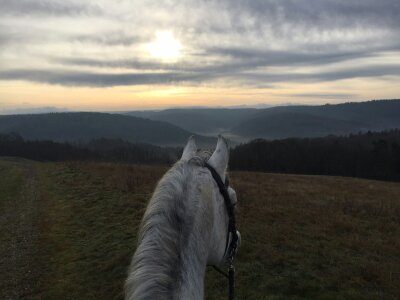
[205,163,239,300]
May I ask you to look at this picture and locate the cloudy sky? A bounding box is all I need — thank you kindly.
[0,0,399,112]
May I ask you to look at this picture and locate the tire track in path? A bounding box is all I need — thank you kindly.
[0,159,40,300]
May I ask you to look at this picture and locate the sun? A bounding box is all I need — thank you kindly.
[147,31,182,62]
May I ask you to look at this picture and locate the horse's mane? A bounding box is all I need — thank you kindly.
[125,152,211,299]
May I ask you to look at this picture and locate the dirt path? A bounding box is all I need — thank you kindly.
[0,160,40,299]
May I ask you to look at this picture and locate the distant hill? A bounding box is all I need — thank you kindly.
[2,100,399,145]
[0,112,214,147]
[232,111,367,139]
[124,108,258,135]
[232,99,400,139]
[123,100,400,140]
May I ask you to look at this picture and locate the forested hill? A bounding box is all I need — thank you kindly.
[230,129,400,181]
[125,108,258,135]
[0,112,214,146]
[2,100,399,143]
[123,100,400,139]
[231,99,400,139]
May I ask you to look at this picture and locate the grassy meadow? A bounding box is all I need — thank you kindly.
[1,158,400,299]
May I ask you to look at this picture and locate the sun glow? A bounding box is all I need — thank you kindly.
[147,31,182,62]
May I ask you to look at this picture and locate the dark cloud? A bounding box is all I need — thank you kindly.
[205,47,375,70]
[315,65,400,82]
[73,32,144,47]
[50,57,164,71]
[50,47,375,75]
[0,69,209,87]
[1,63,399,88]
[0,31,13,45]
[0,0,100,16]
[230,65,400,85]
[219,0,400,31]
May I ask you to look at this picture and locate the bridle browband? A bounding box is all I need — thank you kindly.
[205,163,239,300]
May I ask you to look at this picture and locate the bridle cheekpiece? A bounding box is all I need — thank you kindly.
[205,163,239,300]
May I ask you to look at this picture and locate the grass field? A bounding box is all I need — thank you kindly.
[1,157,399,299]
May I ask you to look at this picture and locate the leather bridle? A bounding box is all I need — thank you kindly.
[205,163,239,300]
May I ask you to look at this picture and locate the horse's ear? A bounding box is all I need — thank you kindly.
[208,135,229,181]
[181,136,197,161]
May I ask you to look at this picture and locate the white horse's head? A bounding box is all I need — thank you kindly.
[181,135,240,266]
[126,135,240,299]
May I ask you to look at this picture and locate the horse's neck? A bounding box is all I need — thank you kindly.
[139,214,208,300]
[174,178,215,299]
[127,196,212,299]
[174,197,211,299]
[174,235,208,299]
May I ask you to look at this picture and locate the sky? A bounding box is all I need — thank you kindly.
[0,0,399,112]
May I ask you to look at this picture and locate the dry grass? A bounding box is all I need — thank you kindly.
[1,159,399,299]
[226,172,400,299]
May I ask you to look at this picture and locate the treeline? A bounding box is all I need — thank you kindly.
[0,133,180,164]
[2,130,400,181]
[230,129,400,181]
